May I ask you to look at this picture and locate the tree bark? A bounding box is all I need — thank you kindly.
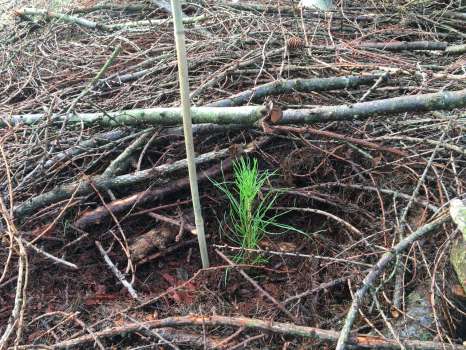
[208,74,386,107]
[44,313,466,350]
[280,88,466,124]
[4,89,465,128]
[2,106,267,127]
[13,147,230,218]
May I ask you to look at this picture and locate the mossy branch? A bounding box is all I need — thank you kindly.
[3,88,465,128]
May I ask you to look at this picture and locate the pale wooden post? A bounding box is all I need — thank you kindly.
[170,0,209,268]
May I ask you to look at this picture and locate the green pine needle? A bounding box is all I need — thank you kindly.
[211,157,298,264]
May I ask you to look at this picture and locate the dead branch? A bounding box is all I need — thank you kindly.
[213,244,372,268]
[215,249,299,323]
[335,213,450,350]
[360,41,447,51]
[73,157,232,229]
[271,125,408,157]
[310,182,440,212]
[40,313,466,350]
[4,89,465,128]
[2,106,268,127]
[306,41,466,54]
[73,137,267,229]
[138,326,224,349]
[95,240,139,300]
[102,131,151,178]
[21,238,78,270]
[14,8,206,32]
[14,7,108,30]
[14,146,230,219]
[208,74,388,107]
[280,89,466,124]
[371,135,466,157]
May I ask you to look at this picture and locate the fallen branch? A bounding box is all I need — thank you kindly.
[4,89,465,128]
[105,15,207,31]
[14,7,107,30]
[2,106,268,127]
[66,0,173,14]
[213,244,372,267]
[215,249,299,323]
[371,135,466,157]
[102,131,151,178]
[12,128,147,194]
[67,3,153,14]
[275,206,364,239]
[43,313,466,350]
[147,212,195,234]
[23,128,133,175]
[359,40,447,51]
[335,213,450,350]
[208,74,387,107]
[271,125,407,157]
[14,146,231,218]
[95,240,139,300]
[22,238,78,270]
[73,161,229,229]
[310,182,439,212]
[445,43,466,54]
[14,124,235,192]
[294,41,465,54]
[74,138,266,229]
[357,41,466,54]
[0,197,27,350]
[133,326,224,349]
[283,275,357,305]
[279,88,466,124]
[14,8,206,32]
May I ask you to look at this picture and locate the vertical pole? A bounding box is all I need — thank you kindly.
[170,0,209,268]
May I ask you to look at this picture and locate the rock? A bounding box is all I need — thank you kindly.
[299,0,333,11]
[450,198,466,293]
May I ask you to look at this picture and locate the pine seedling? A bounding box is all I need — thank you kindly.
[212,157,291,264]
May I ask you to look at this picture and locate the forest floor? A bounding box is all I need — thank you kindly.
[0,0,465,349]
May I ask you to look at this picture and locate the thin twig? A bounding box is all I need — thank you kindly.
[215,249,299,323]
[335,213,449,350]
[95,240,139,300]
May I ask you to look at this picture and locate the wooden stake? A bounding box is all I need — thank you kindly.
[170,0,209,268]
